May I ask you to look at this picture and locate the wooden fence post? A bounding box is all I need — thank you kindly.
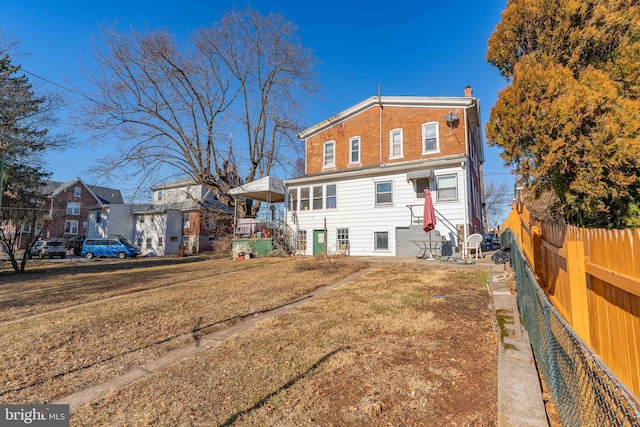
[565,240,591,347]
[531,225,544,285]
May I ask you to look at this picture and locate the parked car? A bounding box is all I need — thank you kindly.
[81,237,141,259]
[27,240,67,259]
[66,236,86,256]
[483,233,501,250]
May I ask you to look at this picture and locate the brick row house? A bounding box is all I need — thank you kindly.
[284,88,485,257]
[86,178,232,256]
[15,178,123,248]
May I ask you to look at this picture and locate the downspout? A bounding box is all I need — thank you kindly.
[462,105,470,245]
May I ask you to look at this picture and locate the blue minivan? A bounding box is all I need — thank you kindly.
[81,237,141,259]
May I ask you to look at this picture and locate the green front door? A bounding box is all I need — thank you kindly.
[313,230,326,256]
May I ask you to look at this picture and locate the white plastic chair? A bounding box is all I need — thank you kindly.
[463,233,483,259]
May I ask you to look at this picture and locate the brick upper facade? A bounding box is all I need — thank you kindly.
[303,100,469,176]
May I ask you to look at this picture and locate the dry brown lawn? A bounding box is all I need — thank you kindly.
[1,256,498,426]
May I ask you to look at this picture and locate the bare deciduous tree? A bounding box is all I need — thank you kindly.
[82,7,318,217]
[483,180,512,230]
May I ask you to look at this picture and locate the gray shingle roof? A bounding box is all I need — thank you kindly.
[43,179,124,204]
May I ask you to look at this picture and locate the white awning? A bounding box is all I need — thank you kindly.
[229,176,285,203]
[406,170,434,182]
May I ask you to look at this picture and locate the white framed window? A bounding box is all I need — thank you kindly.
[437,174,458,202]
[422,122,439,153]
[297,230,307,251]
[138,215,144,224]
[158,236,163,247]
[137,237,143,246]
[64,220,79,235]
[157,190,164,202]
[326,184,337,209]
[337,228,349,252]
[66,202,80,215]
[288,188,298,211]
[146,237,152,249]
[96,211,102,224]
[183,213,191,229]
[390,129,403,158]
[300,187,310,211]
[21,223,31,233]
[349,137,360,164]
[374,231,389,251]
[323,141,335,167]
[74,187,81,198]
[375,181,393,206]
[312,186,323,210]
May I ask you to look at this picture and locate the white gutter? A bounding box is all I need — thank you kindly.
[298,96,476,140]
[284,154,468,185]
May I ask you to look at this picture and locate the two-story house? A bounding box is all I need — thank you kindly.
[14,178,123,248]
[87,178,232,256]
[284,87,484,257]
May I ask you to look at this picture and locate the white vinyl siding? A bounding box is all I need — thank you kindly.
[285,166,467,257]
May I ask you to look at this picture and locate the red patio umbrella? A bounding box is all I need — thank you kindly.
[422,188,436,233]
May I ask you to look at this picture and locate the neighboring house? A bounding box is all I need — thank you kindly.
[87,178,232,256]
[284,87,485,257]
[16,178,123,248]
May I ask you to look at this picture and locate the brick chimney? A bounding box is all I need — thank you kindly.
[464,85,473,97]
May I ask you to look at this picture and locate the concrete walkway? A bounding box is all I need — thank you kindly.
[489,268,549,427]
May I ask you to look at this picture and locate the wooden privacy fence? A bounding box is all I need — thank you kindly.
[503,204,640,400]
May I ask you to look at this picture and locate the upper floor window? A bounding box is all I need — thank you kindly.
[64,220,79,235]
[96,211,102,224]
[157,190,164,202]
[66,202,80,215]
[349,137,360,164]
[323,141,335,167]
[437,174,458,202]
[74,187,81,198]
[375,181,393,206]
[183,213,191,229]
[300,187,310,211]
[390,129,403,159]
[312,186,323,210]
[288,189,298,211]
[326,184,337,209]
[422,122,439,153]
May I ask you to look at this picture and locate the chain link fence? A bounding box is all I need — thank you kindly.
[504,229,640,426]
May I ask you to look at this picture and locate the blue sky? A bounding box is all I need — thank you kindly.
[1,0,511,203]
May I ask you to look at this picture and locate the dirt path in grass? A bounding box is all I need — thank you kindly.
[55,267,378,409]
[69,261,498,426]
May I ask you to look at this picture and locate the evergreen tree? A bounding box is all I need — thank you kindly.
[0,44,66,272]
[486,0,640,228]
